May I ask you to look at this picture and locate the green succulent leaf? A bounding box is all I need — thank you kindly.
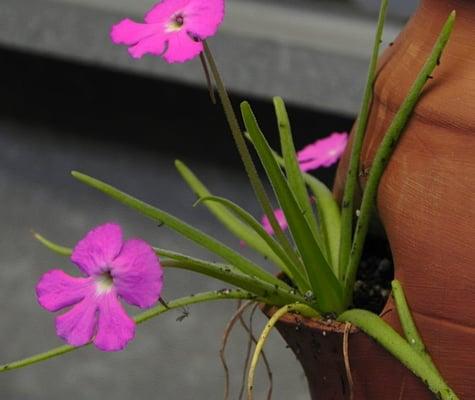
[196,195,308,289]
[241,102,344,314]
[338,309,459,400]
[274,97,322,249]
[175,160,286,270]
[158,248,307,306]
[71,171,290,292]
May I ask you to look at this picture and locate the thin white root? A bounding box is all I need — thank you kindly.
[343,322,354,400]
[238,304,273,400]
[220,301,255,400]
[247,303,319,400]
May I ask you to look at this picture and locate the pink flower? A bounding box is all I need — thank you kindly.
[111,0,225,63]
[258,133,348,236]
[297,132,349,172]
[261,209,288,236]
[36,223,163,351]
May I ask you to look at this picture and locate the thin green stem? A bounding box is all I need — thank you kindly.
[392,280,439,373]
[202,42,308,292]
[33,232,72,256]
[339,0,389,281]
[161,258,307,306]
[338,309,459,400]
[343,11,456,307]
[199,53,216,104]
[0,290,257,373]
[247,303,319,399]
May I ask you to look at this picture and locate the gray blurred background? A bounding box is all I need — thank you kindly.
[0,0,415,399]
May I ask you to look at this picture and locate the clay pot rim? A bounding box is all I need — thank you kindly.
[262,273,391,335]
[261,303,360,334]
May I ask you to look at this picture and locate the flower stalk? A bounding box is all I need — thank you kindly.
[202,43,309,293]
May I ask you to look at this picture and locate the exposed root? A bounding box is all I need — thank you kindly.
[239,304,258,400]
[343,322,354,400]
[238,304,273,400]
[247,305,292,400]
[220,301,255,400]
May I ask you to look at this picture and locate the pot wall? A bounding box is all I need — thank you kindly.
[263,305,434,400]
[334,0,475,398]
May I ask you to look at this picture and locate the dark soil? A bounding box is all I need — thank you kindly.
[280,233,394,315]
[352,234,394,314]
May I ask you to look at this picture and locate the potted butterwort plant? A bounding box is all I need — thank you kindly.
[0,0,470,399]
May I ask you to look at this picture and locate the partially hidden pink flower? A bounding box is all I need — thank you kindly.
[36,223,164,351]
[297,132,349,172]
[260,133,348,236]
[111,0,225,63]
[261,209,288,236]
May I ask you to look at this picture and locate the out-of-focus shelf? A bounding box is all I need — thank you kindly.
[0,0,407,115]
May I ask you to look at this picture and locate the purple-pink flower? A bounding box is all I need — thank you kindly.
[297,132,348,172]
[261,209,288,236]
[111,0,225,63]
[36,223,163,351]
[260,132,348,236]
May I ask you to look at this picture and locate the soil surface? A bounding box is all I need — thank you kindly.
[353,234,394,313]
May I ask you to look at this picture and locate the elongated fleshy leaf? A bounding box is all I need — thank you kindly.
[343,11,457,307]
[241,102,343,313]
[157,248,307,306]
[391,281,439,373]
[338,309,459,400]
[197,195,309,291]
[245,132,342,277]
[175,160,286,269]
[304,175,341,277]
[33,232,73,256]
[71,171,290,291]
[274,97,323,249]
[339,0,389,283]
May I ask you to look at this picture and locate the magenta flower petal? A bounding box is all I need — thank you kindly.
[128,34,167,59]
[262,209,288,236]
[94,293,135,352]
[179,0,225,38]
[111,239,164,309]
[110,19,160,46]
[297,132,349,172]
[55,296,98,346]
[71,223,123,276]
[38,223,163,351]
[163,31,203,63]
[145,0,192,23]
[36,270,93,312]
[111,0,225,63]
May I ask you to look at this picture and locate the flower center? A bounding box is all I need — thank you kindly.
[95,270,114,295]
[166,13,185,32]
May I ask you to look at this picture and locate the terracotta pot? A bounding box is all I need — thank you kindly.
[332,0,475,398]
[262,305,437,399]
